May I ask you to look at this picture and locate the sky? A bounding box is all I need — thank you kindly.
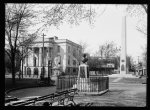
[22,4,147,63]
[35,4,147,63]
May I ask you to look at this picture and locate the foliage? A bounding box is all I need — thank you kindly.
[126,55,134,71]
[95,41,120,58]
[126,4,147,35]
[5,3,39,85]
[141,45,147,67]
[42,4,97,28]
[5,50,12,73]
[79,41,89,54]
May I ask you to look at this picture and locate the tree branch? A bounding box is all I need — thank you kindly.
[141,4,147,13]
[5,49,12,62]
[136,26,147,35]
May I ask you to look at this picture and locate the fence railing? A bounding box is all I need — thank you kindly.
[5,89,78,106]
[56,76,109,93]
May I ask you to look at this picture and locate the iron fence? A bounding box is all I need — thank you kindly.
[56,76,109,93]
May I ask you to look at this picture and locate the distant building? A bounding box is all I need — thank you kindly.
[23,36,82,77]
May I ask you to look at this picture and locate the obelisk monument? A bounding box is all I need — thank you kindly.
[120,14,127,75]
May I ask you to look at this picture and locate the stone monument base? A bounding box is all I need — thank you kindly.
[73,78,92,92]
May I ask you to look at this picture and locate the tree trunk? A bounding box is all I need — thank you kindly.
[21,59,24,79]
[19,59,22,80]
[11,53,16,86]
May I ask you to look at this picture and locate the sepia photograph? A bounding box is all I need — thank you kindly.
[5,3,147,107]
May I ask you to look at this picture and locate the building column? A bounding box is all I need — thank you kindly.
[39,47,42,67]
[24,56,27,67]
[27,48,29,67]
[46,47,49,66]
[32,47,34,67]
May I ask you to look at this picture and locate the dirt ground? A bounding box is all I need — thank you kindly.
[74,83,146,107]
[7,77,146,107]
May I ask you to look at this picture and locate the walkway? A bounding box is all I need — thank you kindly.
[7,83,146,106]
[74,83,146,106]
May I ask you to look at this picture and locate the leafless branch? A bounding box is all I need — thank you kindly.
[141,4,147,13]
[136,26,147,35]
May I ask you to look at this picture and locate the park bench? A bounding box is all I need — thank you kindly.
[6,88,78,106]
[5,96,19,103]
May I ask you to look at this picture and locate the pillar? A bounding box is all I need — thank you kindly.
[39,47,42,67]
[27,48,29,67]
[32,47,34,67]
[45,47,48,66]
[24,56,27,66]
[120,15,127,75]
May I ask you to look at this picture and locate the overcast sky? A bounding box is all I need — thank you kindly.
[19,4,146,64]
[34,4,146,63]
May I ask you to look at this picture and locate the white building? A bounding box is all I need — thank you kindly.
[24,36,82,77]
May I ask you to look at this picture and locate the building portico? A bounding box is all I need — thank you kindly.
[23,36,82,77]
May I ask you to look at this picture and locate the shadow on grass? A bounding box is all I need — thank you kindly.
[5,78,40,92]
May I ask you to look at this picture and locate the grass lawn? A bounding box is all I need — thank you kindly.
[5,78,39,92]
[119,77,147,84]
[109,77,147,84]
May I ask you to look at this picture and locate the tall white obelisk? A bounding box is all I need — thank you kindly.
[120,9,127,75]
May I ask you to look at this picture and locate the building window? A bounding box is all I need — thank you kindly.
[73,60,76,66]
[73,49,76,58]
[68,56,70,65]
[68,68,70,73]
[68,46,70,53]
[49,48,52,58]
[57,46,60,53]
[79,50,81,57]
[73,68,76,73]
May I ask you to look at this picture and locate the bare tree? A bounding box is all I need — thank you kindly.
[126,4,147,36]
[141,45,147,67]
[5,3,39,85]
[42,4,97,28]
[79,41,89,54]
[95,41,120,59]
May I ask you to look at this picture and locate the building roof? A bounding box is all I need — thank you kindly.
[32,36,82,48]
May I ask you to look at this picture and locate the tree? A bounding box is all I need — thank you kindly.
[126,4,147,36]
[126,55,134,72]
[42,4,97,28]
[141,45,147,68]
[17,33,40,79]
[5,49,12,73]
[5,4,39,85]
[95,41,120,59]
[79,41,89,54]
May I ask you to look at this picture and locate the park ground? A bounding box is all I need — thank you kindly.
[5,75,147,107]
